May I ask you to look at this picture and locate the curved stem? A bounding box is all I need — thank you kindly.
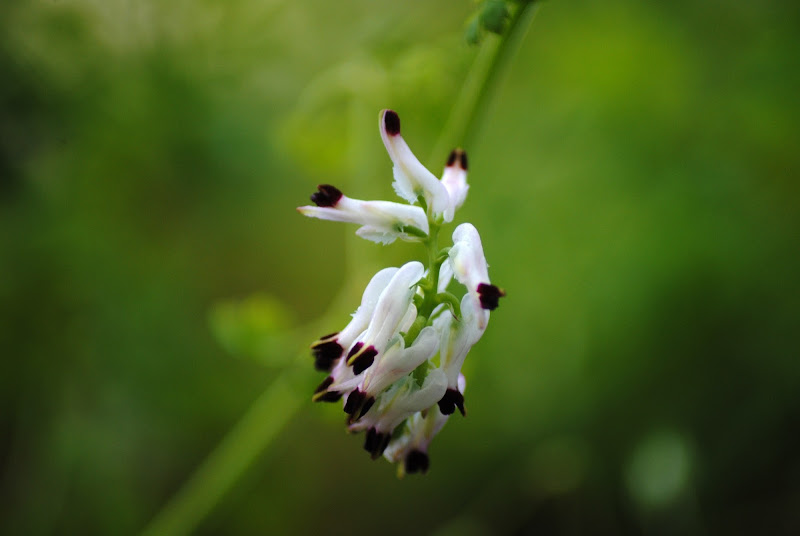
[430,1,541,162]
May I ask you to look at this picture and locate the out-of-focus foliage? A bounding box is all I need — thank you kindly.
[1,0,799,534]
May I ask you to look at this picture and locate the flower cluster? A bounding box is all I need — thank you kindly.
[298,110,504,476]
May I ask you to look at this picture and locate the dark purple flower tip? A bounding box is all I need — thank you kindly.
[310,184,343,207]
[364,427,392,460]
[383,110,401,136]
[358,396,375,419]
[349,345,378,375]
[437,388,466,416]
[312,376,342,403]
[477,283,505,310]
[311,336,343,372]
[314,390,343,403]
[405,449,429,474]
[446,148,468,171]
[344,389,367,416]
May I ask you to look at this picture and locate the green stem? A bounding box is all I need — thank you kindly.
[430,1,541,162]
[141,368,304,536]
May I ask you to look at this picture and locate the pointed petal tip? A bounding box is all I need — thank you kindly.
[382,109,401,136]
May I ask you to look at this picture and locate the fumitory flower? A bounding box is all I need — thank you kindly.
[298,109,505,475]
[297,185,428,244]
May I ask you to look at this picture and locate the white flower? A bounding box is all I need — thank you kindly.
[440,148,469,223]
[311,267,400,403]
[310,267,399,373]
[383,374,466,475]
[297,184,428,244]
[447,223,505,329]
[343,261,424,389]
[379,110,452,219]
[349,368,448,459]
[432,294,485,415]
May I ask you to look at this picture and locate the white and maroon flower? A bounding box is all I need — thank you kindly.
[349,368,448,459]
[309,267,398,374]
[383,374,466,475]
[440,148,469,223]
[343,325,439,421]
[432,294,485,415]
[379,110,451,218]
[313,263,421,406]
[344,261,424,366]
[297,184,428,244]
[446,223,505,329]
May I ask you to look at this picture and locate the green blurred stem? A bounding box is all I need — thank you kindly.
[141,369,303,536]
[431,1,541,161]
[142,7,541,534]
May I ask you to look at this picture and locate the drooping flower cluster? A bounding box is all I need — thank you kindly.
[298,110,504,476]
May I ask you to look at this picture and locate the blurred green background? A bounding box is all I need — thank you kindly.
[2,0,799,534]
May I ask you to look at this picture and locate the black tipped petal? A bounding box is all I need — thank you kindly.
[312,376,342,403]
[437,388,466,416]
[358,397,375,419]
[477,283,505,310]
[311,339,343,372]
[364,428,391,459]
[383,110,401,136]
[310,184,343,207]
[344,389,366,416]
[351,346,378,375]
[405,449,430,474]
[315,391,343,403]
[314,376,334,395]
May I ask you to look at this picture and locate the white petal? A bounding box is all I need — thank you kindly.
[392,165,417,205]
[363,326,437,397]
[338,267,399,344]
[363,261,424,348]
[440,149,469,223]
[380,109,450,216]
[438,259,454,293]
[450,223,490,289]
[436,294,486,387]
[353,368,447,433]
[348,261,425,372]
[298,190,428,243]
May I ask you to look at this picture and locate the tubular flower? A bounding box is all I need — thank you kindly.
[310,267,398,373]
[384,374,466,476]
[300,109,505,475]
[433,294,485,415]
[379,110,451,219]
[297,184,428,244]
[446,223,506,329]
[440,149,469,223]
[349,369,447,459]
